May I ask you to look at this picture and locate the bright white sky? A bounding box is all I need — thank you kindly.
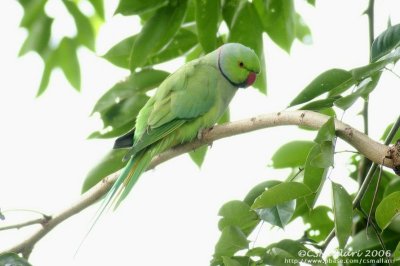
[0,1,399,265]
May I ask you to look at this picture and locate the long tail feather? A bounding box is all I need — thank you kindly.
[77,151,151,253]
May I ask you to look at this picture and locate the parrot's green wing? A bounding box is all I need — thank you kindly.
[124,63,218,159]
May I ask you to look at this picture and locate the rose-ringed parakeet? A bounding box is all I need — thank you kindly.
[97,42,260,216]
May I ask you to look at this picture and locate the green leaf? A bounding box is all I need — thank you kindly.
[189,146,208,168]
[18,0,47,29]
[115,0,168,15]
[195,0,220,53]
[331,182,352,249]
[252,182,312,209]
[258,200,295,229]
[82,149,127,193]
[254,0,295,52]
[314,117,335,144]
[384,177,400,197]
[92,69,169,114]
[381,122,400,144]
[221,257,241,266]
[222,0,244,28]
[265,239,323,265]
[294,13,312,44]
[62,0,95,50]
[333,92,360,110]
[228,2,266,94]
[360,169,391,215]
[303,144,329,207]
[103,35,137,68]
[218,200,259,236]
[213,226,249,258]
[334,73,381,110]
[271,141,315,169]
[351,51,400,82]
[100,94,149,129]
[57,37,81,91]
[185,44,204,62]
[88,0,105,19]
[243,180,281,206]
[303,206,334,242]
[88,122,133,139]
[0,253,32,266]
[289,69,353,106]
[299,96,340,111]
[144,28,198,66]
[130,0,188,70]
[310,141,334,168]
[36,50,56,97]
[19,14,53,56]
[347,227,399,253]
[371,24,400,62]
[394,241,400,261]
[375,191,400,230]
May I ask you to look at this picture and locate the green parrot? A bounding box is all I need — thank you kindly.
[98,42,260,215]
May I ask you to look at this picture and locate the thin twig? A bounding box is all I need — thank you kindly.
[0,217,50,231]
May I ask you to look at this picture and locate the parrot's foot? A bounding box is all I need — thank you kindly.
[197,127,213,140]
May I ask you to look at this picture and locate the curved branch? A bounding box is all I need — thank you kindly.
[2,110,397,257]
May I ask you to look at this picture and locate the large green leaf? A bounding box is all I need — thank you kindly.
[82,149,127,193]
[271,141,315,169]
[63,0,95,50]
[222,0,244,28]
[243,180,281,206]
[228,2,266,94]
[314,116,335,143]
[375,191,400,231]
[334,72,381,110]
[195,0,220,53]
[310,141,334,168]
[92,69,169,114]
[371,24,400,62]
[289,69,353,107]
[254,0,295,52]
[331,182,352,249]
[218,200,259,236]
[115,0,168,15]
[0,253,31,266]
[103,35,137,68]
[258,200,295,229]
[129,0,188,70]
[144,29,198,66]
[213,226,249,258]
[57,37,81,91]
[302,206,334,242]
[303,144,329,207]
[252,182,312,209]
[18,0,47,29]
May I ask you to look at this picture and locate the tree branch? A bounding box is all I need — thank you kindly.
[2,110,397,257]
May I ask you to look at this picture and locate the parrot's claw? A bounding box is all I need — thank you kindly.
[197,127,213,140]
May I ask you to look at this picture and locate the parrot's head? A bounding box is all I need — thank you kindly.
[218,43,261,88]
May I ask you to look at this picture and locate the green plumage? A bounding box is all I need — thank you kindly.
[98,43,260,217]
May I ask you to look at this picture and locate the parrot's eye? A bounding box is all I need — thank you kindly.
[238,61,244,67]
